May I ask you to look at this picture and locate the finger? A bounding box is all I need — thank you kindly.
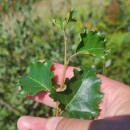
[97,74,129,90]
[26,91,56,108]
[51,63,75,84]
[46,117,92,130]
[17,116,64,130]
[96,74,118,118]
[96,74,130,119]
[17,116,47,130]
[17,116,92,130]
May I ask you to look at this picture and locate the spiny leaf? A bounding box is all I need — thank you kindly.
[19,60,54,97]
[76,28,106,59]
[50,68,103,119]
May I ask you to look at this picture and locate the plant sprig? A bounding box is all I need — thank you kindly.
[18,10,107,119]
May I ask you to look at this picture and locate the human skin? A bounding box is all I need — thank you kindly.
[17,63,130,130]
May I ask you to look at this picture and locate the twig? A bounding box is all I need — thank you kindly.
[56,29,68,116]
[56,102,60,116]
[67,53,78,63]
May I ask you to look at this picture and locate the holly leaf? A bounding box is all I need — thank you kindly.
[76,29,106,58]
[19,60,54,97]
[50,68,103,119]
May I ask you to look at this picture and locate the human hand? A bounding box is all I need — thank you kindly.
[17,63,130,130]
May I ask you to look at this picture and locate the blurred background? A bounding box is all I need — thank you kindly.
[0,0,130,129]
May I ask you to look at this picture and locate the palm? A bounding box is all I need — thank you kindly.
[18,63,130,130]
[97,75,130,119]
[28,63,130,119]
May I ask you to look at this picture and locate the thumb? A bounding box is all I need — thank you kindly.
[46,117,92,130]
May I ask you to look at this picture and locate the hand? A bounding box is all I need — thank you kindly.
[17,63,130,130]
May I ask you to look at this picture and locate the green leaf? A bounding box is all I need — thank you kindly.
[76,29,106,58]
[52,10,77,30]
[19,60,54,96]
[66,9,77,23]
[50,68,103,119]
[52,18,65,29]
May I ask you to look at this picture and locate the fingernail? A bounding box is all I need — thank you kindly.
[46,117,64,130]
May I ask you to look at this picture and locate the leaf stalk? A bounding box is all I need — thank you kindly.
[56,102,60,116]
[60,29,68,89]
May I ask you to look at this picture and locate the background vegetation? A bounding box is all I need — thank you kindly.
[0,0,130,129]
